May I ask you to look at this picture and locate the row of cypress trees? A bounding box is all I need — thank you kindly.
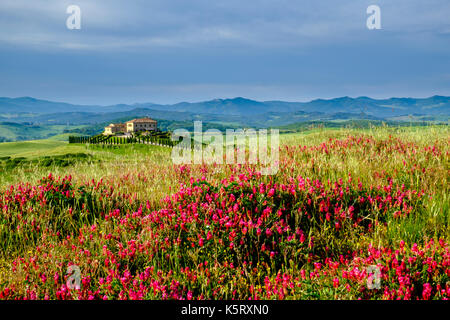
[68,134,175,147]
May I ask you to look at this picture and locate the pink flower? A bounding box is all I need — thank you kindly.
[333,277,339,288]
[422,283,432,300]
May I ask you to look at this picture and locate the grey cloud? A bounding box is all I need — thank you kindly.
[0,0,448,51]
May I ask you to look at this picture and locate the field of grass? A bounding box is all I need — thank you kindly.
[0,126,448,300]
[0,140,86,159]
[0,123,91,142]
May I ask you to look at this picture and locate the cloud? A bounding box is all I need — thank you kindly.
[0,0,447,51]
[0,0,449,104]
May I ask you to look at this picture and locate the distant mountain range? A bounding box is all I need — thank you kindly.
[0,96,448,140]
[1,95,449,118]
[138,96,450,117]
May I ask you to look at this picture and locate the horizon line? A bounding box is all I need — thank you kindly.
[1,94,449,108]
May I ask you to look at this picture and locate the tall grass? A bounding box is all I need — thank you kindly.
[0,126,448,299]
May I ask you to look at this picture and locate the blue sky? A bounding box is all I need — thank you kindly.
[0,0,449,105]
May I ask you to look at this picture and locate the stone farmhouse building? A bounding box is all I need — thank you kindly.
[104,123,127,135]
[126,117,157,133]
[104,117,157,135]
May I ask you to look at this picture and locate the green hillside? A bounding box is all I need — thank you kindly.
[0,122,90,142]
[0,139,85,158]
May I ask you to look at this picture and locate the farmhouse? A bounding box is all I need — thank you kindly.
[103,117,157,135]
[103,123,127,135]
[126,117,157,133]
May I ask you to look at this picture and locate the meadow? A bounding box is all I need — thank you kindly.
[0,125,448,300]
[0,122,91,142]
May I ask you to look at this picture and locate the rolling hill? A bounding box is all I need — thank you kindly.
[2,95,449,118]
[0,95,448,141]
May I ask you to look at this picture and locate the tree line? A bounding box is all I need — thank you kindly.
[68,134,175,147]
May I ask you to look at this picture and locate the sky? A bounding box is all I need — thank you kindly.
[0,0,449,105]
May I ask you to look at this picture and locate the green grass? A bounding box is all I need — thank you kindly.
[0,125,448,300]
[0,122,92,142]
[47,133,84,141]
[0,140,86,158]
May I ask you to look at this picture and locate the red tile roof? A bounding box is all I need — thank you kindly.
[126,117,157,123]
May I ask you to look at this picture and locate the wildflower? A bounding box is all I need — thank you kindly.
[333,277,339,288]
